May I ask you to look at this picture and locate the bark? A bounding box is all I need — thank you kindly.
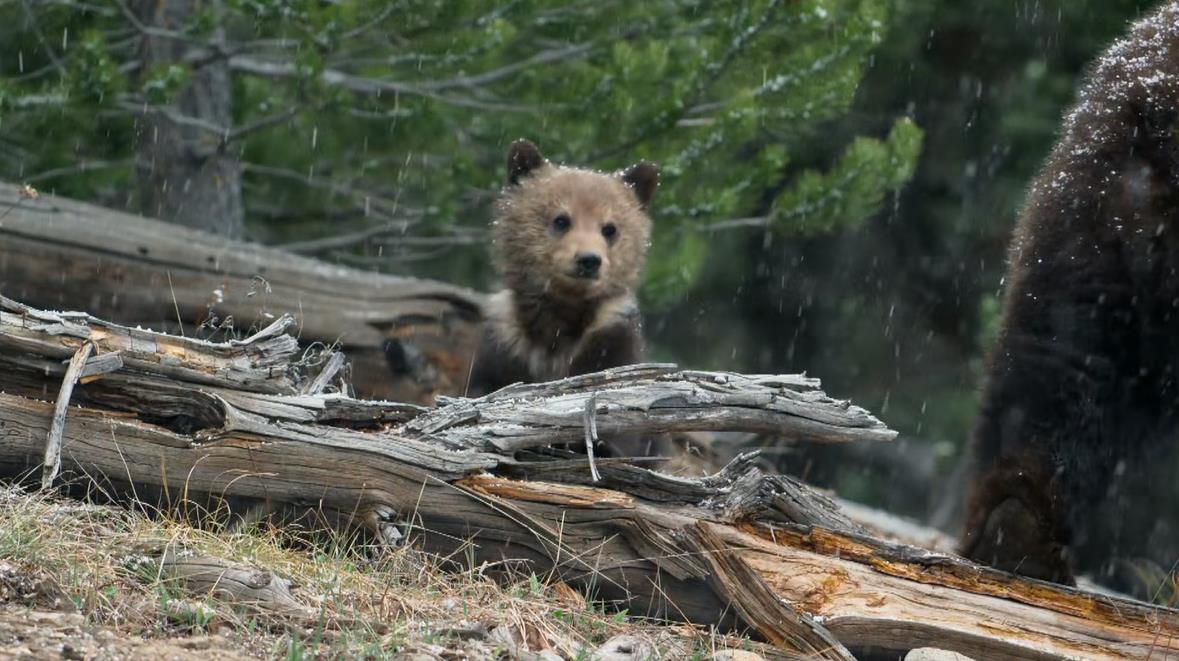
[0,181,484,402]
[155,548,308,618]
[132,0,243,237]
[0,296,1175,660]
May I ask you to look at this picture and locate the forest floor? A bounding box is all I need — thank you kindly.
[0,485,776,660]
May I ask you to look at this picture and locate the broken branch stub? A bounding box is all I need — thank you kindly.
[41,341,93,490]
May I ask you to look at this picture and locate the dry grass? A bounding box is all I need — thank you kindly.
[0,485,775,660]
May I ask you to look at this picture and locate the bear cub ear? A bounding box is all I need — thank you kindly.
[620,161,659,209]
[507,139,547,185]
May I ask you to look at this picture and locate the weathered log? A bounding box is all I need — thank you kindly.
[0,295,302,394]
[0,298,1175,660]
[153,548,309,618]
[0,181,483,402]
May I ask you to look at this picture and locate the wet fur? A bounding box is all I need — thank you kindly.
[960,2,1179,591]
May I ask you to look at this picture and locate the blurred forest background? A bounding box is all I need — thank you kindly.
[0,0,1156,526]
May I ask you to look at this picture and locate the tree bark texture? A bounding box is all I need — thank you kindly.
[0,181,483,403]
[133,0,244,237]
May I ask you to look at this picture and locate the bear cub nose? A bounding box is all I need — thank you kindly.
[574,252,602,279]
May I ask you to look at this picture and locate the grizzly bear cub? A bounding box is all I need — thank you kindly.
[960,1,1179,591]
[466,139,658,405]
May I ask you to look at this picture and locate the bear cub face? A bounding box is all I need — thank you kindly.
[492,139,658,305]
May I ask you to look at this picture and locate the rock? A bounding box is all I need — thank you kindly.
[594,634,656,660]
[431,621,488,641]
[713,651,767,661]
[393,645,447,660]
[518,652,563,661]
[488,625,521,657]
[905,648,976,661]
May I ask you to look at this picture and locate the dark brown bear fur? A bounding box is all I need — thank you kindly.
[960,1,1179,590]
[467,141,659,418]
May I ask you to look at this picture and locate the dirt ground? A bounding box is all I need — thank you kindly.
[0,607,254,660]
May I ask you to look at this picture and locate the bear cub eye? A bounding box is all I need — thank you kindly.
[551,214,571,233]
[601,223,618,242]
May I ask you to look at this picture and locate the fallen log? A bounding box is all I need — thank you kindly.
[0,297,1175,660]
[0,181,484,402]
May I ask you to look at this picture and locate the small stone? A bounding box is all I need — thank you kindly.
[432,621,487,641]
[713,652,767,661]
[905,648,976,661]
[487,625,521,657]
[518,652,562,661]
[595,634,656,660]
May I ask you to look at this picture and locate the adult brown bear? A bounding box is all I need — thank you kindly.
[960,1,1179,592]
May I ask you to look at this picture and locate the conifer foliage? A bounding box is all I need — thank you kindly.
[0,0,920,303]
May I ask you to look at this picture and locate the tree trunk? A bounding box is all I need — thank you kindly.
[133,0,243,237]
[1,295,1175,660]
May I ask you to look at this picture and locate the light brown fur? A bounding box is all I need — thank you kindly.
[492,163,652,306]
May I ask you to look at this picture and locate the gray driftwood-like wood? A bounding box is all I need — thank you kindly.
[0,299,1175,660]
[419,367,896,451]
[0,295,301,394]
[41,341,93,490]
[0,181,483,402]
[154,548,308,618]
